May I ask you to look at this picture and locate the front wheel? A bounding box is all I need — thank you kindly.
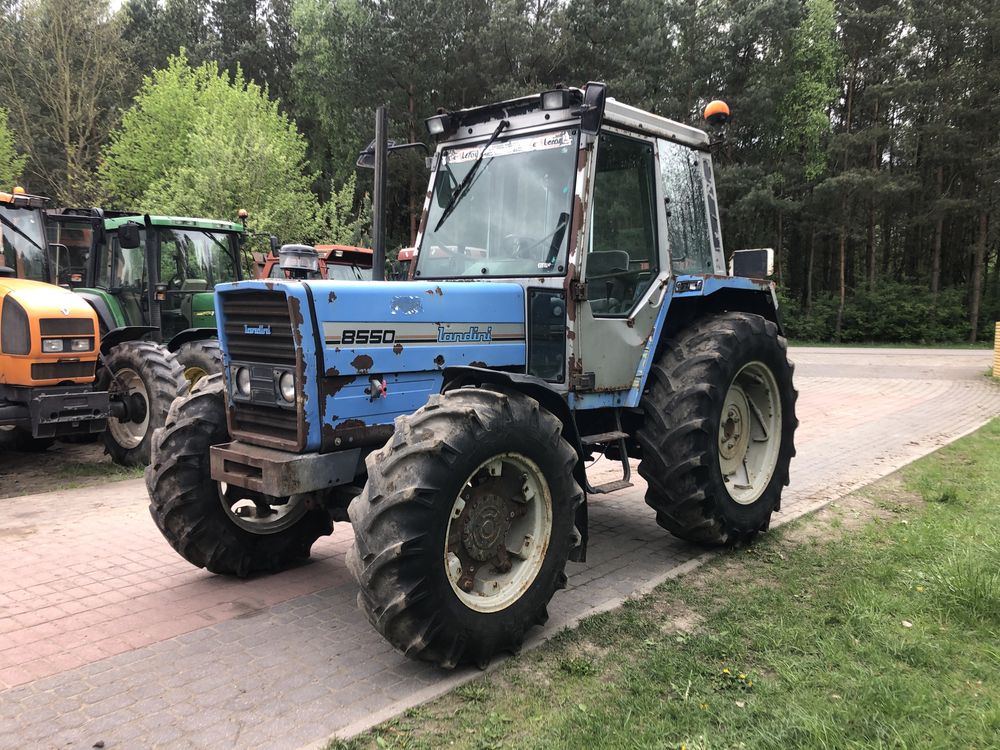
[347,386,583,668]
[146,373,334,576]
[637,312,798,545]
[100,340,186,466]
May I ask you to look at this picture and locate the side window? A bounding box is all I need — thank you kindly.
[106,232,147,288]
[588,132,659,316]
[658,140,713,274]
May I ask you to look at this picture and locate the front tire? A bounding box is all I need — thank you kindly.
[637,312,798,545]
[100,340,186,466]
[347,386,583,668]
[146,374,334,576]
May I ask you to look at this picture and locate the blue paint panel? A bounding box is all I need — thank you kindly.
[323,372,443,431]
[306,280,526,377]
[215,279,526,451]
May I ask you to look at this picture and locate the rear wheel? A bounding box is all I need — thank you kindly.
[347,386,583,668]
[100,340,186,467]
[146,374,333,576]
[175,339,222,389]
[637,312,797,544]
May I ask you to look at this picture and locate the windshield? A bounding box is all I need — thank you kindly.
[416,128,578,278]
[327,263,371,281]
[0,206,50,282]
[158,228,239,288]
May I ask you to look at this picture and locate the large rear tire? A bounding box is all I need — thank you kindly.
[146,374,333,576]
[175,339,222,390]
[347,386,583,668]
[637,312,797,545]
[100,340,186,467]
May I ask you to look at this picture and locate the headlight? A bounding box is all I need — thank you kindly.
[42,338,64,352]
[235,366,251,396]
[70,338,91,352]
[278,371,295,402]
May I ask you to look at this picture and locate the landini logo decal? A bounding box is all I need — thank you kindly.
[437,325,492,343]
[244,324,272,335]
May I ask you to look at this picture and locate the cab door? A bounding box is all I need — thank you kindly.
[572,128,668,398]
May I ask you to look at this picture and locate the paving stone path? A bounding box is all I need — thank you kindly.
[1,347,998,749]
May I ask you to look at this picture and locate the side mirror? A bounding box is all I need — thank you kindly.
[576,81,608,135]
[118,222,142,249]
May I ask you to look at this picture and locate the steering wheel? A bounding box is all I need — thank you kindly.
[169,275,184,290]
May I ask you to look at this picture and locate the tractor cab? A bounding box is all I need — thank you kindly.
[259,243,373,282]
[46,212,246,343]
[0,189,52,283]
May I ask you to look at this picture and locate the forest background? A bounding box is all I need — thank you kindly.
[1,0,997,344]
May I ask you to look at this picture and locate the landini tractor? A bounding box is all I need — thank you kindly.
[147,84,798,668]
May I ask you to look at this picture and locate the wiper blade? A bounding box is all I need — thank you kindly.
[434,119,509,233]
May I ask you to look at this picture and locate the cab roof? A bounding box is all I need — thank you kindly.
[103,215,245,232]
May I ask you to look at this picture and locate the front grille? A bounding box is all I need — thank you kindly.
[40,318,94,336]
[31,361,94,380]
[221,290,297,366]
[221,290,302,449]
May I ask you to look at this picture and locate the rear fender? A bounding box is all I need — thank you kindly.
[441,366,589,562]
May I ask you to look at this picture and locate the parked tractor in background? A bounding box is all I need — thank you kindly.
[46,211,248,384]
[45,209,250,463]
[1,189,111,452]
[147,84,798,669]
[259,243,373,281]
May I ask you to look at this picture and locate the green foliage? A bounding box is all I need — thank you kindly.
[317,173,371,246]
[782,0,838,181]
[0,108,25,188]
[100,53,362,243]
[781,282,974,343]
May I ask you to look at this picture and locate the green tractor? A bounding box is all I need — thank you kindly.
[46,210,249,463]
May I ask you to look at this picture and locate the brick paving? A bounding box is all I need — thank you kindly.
[1,347,998,749]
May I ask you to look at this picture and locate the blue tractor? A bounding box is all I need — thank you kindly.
[147,84,797,668]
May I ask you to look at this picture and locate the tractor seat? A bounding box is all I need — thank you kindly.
[180,278,209,292]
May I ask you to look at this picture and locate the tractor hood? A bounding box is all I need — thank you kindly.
[214,279,526,452]
[0,277,98,320]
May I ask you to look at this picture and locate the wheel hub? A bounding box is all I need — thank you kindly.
[719,386,750,468]
[445,453,552,613]
[461,492,513,561]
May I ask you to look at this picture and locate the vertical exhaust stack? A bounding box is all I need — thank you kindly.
[372,105,388,282]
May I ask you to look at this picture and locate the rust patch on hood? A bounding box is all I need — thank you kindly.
[328,291,337,302]
[433,354,445,368]
[469,360,486,368]
[321,375,356,398]
[351,354,374,373]
[325,366,340,376]
[392,343,403,355]
[425,286,444,296]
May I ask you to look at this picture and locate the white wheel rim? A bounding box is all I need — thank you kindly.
[218,482,309,535]
[719,361,782,505]
[107,367,149,449]
[444,452,553,613]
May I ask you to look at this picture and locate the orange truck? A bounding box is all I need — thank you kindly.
[0,189,108,449]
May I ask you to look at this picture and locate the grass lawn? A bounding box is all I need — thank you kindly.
[332,420,1000,750]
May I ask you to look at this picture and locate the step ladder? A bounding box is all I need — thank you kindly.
[580,410,633,495]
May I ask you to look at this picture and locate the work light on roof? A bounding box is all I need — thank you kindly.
[540,87,572,111]
[425,111,457,137]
